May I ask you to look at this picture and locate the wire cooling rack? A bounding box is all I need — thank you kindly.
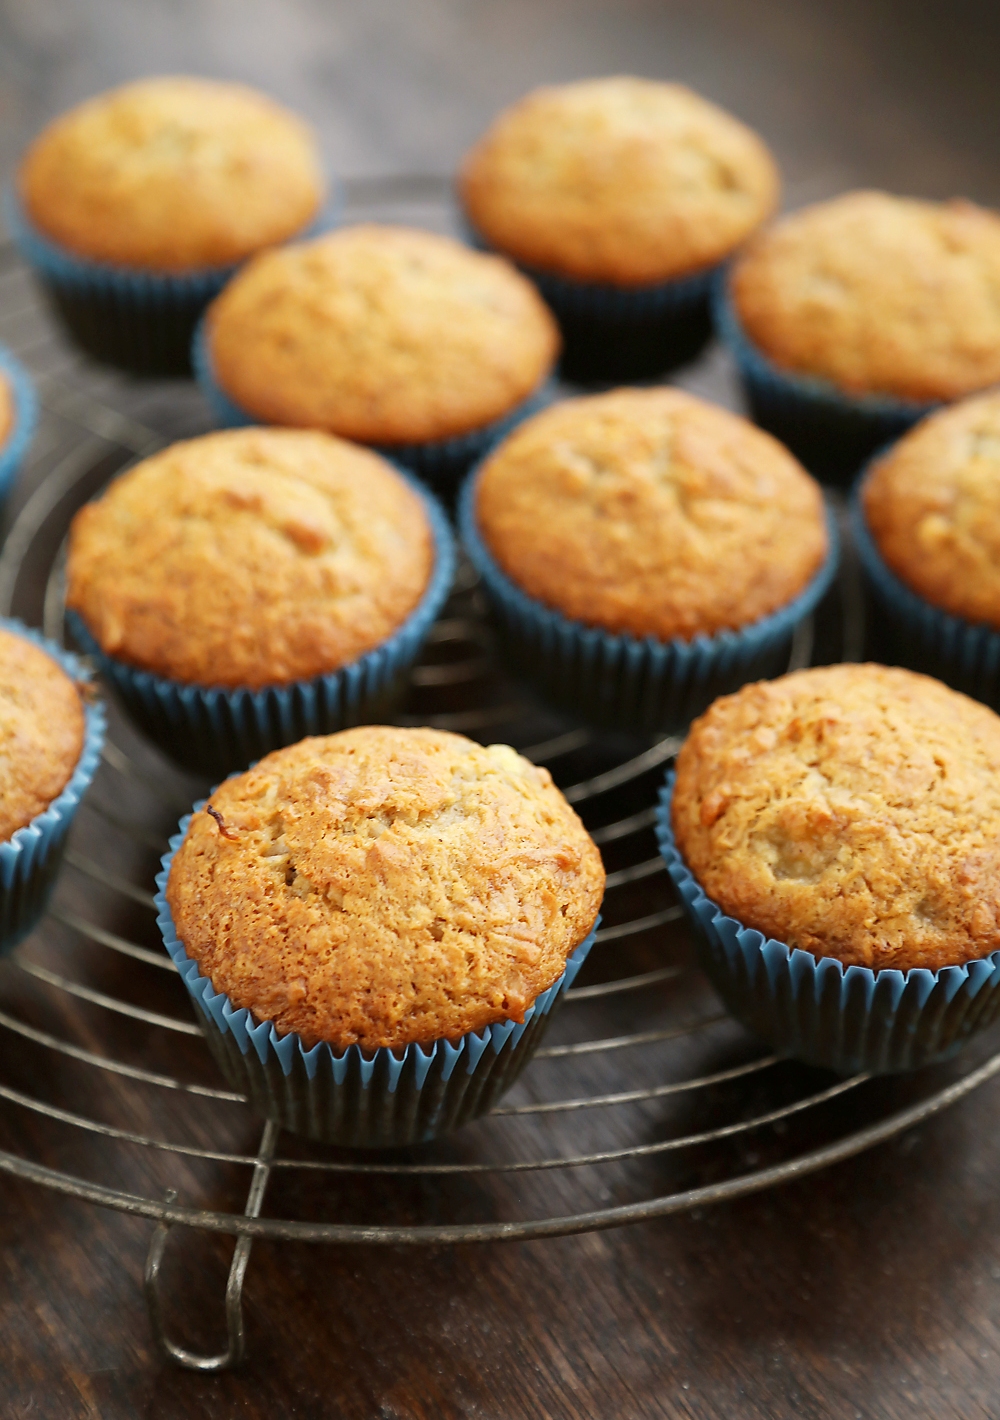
[1,175,1000,1373]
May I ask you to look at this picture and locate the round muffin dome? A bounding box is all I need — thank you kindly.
[0,627,85,844]
[672,663,1000,972]
[459,77,780,286]
[473,387,828,641]
[204,224,560,445]
[863,392,1000,629]
[166,726,605,1051]
[18,76,325,271]
[730,191,1000,404]
[65,428,434,689]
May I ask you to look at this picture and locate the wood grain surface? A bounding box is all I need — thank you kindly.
[2,1,1000,1416]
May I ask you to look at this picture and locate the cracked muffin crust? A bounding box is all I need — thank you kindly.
[18,76,325,271]
[862,392,1000,628]
[0,627,84,844]
[672,663,1000,971]
[65,428,434,689]
[474,387,828,641]
[459,77,779,286]
[730,191,1000,403]
[205,224,560,445]
[166,726,605,1050]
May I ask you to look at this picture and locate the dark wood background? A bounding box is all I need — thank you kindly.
[3,0,1000,1415]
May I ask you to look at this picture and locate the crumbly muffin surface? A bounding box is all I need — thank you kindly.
[0,628,85,844]
[731,191,1000,402]
[863,393,1000,629]
[459,77,779,285]
[166,727,605,1050]
[475,388,828,641]
[673,664,1000,972]
[0,375,13,453]
[65,428,434,689]
[206,225,560,444]
[19,76,324,270]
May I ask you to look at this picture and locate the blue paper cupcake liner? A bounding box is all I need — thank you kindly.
[190,316,553,495]
[0,345,38,505]
[459,464,839,735]
[4,183,341,378]
[712,272,935,487]
[156,822,598,1146]
[656,773,1000,1074]
[0,620,106,954]
[463,218,718,383]
[66,476,455,777]
[851,475,1000,709]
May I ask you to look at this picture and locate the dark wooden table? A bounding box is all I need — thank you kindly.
[2,1,1000,1415]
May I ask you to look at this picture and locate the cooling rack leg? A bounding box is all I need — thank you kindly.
[143,1119,280,1371]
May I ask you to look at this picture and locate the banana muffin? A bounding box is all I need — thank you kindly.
[66,427,436,690]
[17,76,325,271]
[861,392,1000,628]
[0,374,14,457]
[729,192,1000,404]
[672,663,1000,972]
[460,77,779,286]
[473,387,828,640]
[200,224,559,460]
[0,626,85,844]
[165,726,605,1051]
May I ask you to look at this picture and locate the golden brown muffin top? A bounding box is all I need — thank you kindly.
[474,388,828,641]
[459,77,780,286]
[863,393,1000,629]
[18,76,325,270]
[0,628,85,844]
[731,191,1000,403]
[206,224,560,445]
[672,664,1000,972]
[166,726,605,1050]
[0,374,13,453]
[65,428,434,690]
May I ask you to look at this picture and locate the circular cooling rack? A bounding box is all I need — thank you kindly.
[1,174,999,1371]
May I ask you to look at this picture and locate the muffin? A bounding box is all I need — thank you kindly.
[0,347,38,504]
[460,387,835,733]
[156,726,605,1145]
[855,391,1000,706]
[460,77,779,380]
[0,621,105,952]
[196,224,559,489]
[718,191,1000,482]
[8,77,329,374]
[65,428,454,774]
[658,663,1000,1072]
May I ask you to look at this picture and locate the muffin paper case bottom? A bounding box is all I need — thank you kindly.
[463,220,717,384]
[3,184,341,378]
[0,345,38,505]
[66,478,455,777]
[0,620,106,954]
[156,825,598,1147]
[459,466,839,736]
[655,775,1000,1075]
[712,273,935,487]
[851,482,1000,710]
[191,318,553,497]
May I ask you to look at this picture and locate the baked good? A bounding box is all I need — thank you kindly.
[730,191,1000,403]
[65,427,434,689]
[0,626,85,843]
[165,726,605,1050]
[203,224,559,446]
[460,77,779,285]
[862,392,1000,629]
[18,76,325,271]
[672,663,1000,972]
[473,387,828,640]
[0,373,14,455]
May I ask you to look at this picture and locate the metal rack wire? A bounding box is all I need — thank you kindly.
[1,175,999,1373]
